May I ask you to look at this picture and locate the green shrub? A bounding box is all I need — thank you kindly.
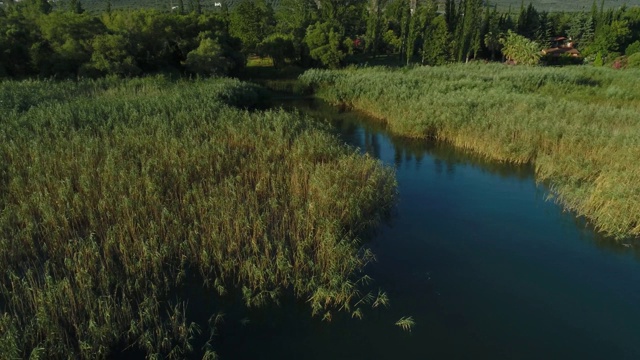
[625,40,640,56]
[627,52,640,69]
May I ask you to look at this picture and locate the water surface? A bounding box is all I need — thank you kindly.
[214,98,640,359]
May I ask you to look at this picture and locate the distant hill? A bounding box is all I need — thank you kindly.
[77,0,640,14]
[79,0,278,13]
[487,0,640,12]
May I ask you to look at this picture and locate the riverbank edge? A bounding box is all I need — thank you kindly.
[302,82,639,241]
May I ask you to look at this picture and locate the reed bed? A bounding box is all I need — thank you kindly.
[0,76,396,358]
[301,64,640,239]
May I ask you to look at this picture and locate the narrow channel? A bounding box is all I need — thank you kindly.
[213,97,640,359]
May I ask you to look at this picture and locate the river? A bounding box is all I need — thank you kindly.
[212,97,640,359]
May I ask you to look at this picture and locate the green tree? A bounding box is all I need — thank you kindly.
[626,52,640,68]
[258,33,296,67]
[398,0,410,61]
[626,40,640,56]
[184,36,232,75]
[305,21,346,68]
[444,0,457,33]
[587,20,630,58]
[229,0,275,54]
[456,0,483,62]
[36,12,106,75]
[82,33,140,77]
[69,0,84,14]
[484,31,502,61]
[26,0,52,15]
[483,6,502,60]
[365,0,384,54]
[0,13,36,76]
[406,0,435,64]
[516,3,540,40]
[499,30,541,65]
[276,0,316,63]
[421,15,449,65]
[382,29,401,53]
[317,0,364,26]
[568,12,595,49]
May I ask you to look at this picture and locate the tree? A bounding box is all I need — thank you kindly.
[276,0,316,62]
[444,0,457,33]
[36,12,106,75]
[455,0,483,62]
[516,3,540,40]
[535,11,553,48]
[397,0,410,61]
[483,6,502,60]
[568,12,594,49]
[258,33,295,67]
[0,13,36,76]
[587,20,630,58]
[406,0,436,64]
[229,0,275,54]
[69,0,85,14]
[365,0,384,54]
[304,21,346,68]
[500,30,541,65]
[16,0,52,17]
[184,36,233,75]
[626,40,640,56]
[316,0,364,26]
[484,31,501,61]
[421,15,449,65]
[82,33,140,77]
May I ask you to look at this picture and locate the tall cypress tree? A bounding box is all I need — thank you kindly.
[69,0,84,14]
[398,0,411,62]
[365,0,383,55]
[422,15,450,65]
[456,0,482,62]
[444,0,457,33]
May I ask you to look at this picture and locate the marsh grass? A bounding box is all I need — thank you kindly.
[301,64,640,239]
[0,76,396,358]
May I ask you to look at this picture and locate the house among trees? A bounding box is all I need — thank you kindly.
[542,37,581,58]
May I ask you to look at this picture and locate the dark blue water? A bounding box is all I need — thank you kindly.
[214,99,640,359]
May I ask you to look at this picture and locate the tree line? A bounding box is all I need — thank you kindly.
[253,0,640,67]
[0,0,244,78]
[2,0,640,78]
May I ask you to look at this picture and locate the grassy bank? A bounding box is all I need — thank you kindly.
[301,64,640,239]
[0,76,396,358]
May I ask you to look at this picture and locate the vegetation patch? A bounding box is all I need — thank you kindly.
[301,64,640,239]
[0,76,396,359]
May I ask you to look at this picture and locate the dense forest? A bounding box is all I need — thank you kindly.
[2,0,640,79]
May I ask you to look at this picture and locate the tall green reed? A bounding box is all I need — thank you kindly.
[301,64,640,239]
[0,76,396,358]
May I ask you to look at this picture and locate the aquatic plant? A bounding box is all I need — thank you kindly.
[301,63,640,239]
[0,76,396,358]
[395,316,415,332]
